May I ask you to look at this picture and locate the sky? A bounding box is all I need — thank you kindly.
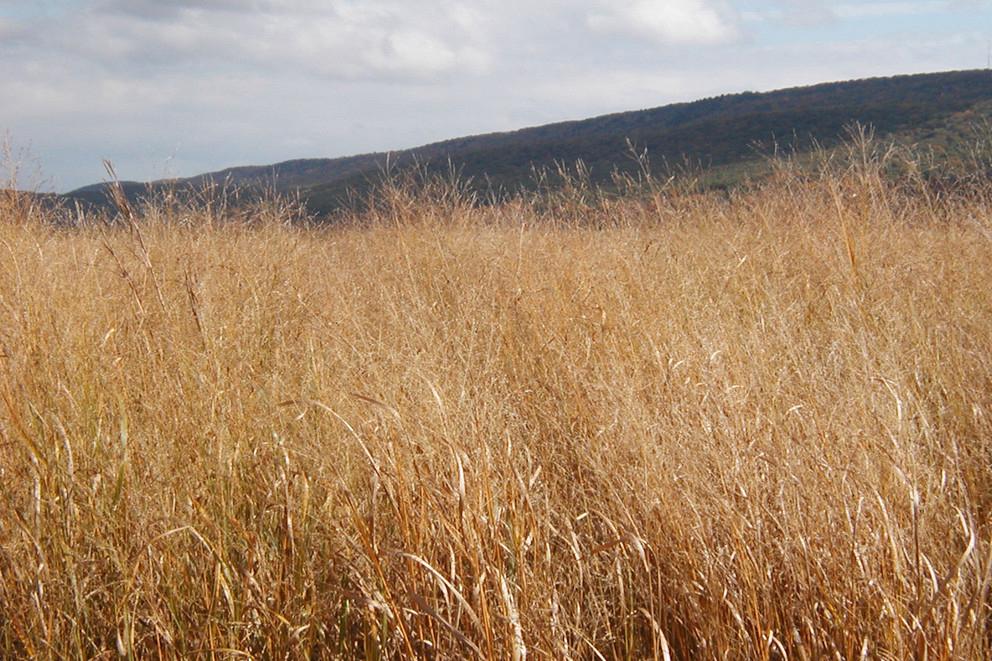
[1,0,991,192]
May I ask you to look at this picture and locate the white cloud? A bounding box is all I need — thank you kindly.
[4,0,492,80]
[833,1,949,18]
[587,0,738,45]
[0,0,988,190]
[759,0,974,23]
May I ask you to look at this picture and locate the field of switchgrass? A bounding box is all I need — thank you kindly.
[1,154,991,658]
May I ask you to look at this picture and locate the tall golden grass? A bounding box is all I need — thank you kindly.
[1,144,991,659]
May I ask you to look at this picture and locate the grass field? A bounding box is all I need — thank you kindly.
[1,149,991,658]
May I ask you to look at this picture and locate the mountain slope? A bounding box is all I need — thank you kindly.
[66,69,992,214]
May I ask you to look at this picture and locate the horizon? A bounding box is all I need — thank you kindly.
[62,68,988,195]
[2,0,992,192]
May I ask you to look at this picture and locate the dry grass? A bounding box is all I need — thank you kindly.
[1,151,992,659]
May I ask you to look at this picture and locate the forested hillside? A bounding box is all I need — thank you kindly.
[65,69,992,214]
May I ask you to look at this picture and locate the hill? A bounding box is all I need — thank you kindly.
[65,69,992,214]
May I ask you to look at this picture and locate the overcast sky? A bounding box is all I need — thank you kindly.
[2,0,991,191]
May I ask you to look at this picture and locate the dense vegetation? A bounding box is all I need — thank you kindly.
[64,69,992,215]
[1,139,991,658]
